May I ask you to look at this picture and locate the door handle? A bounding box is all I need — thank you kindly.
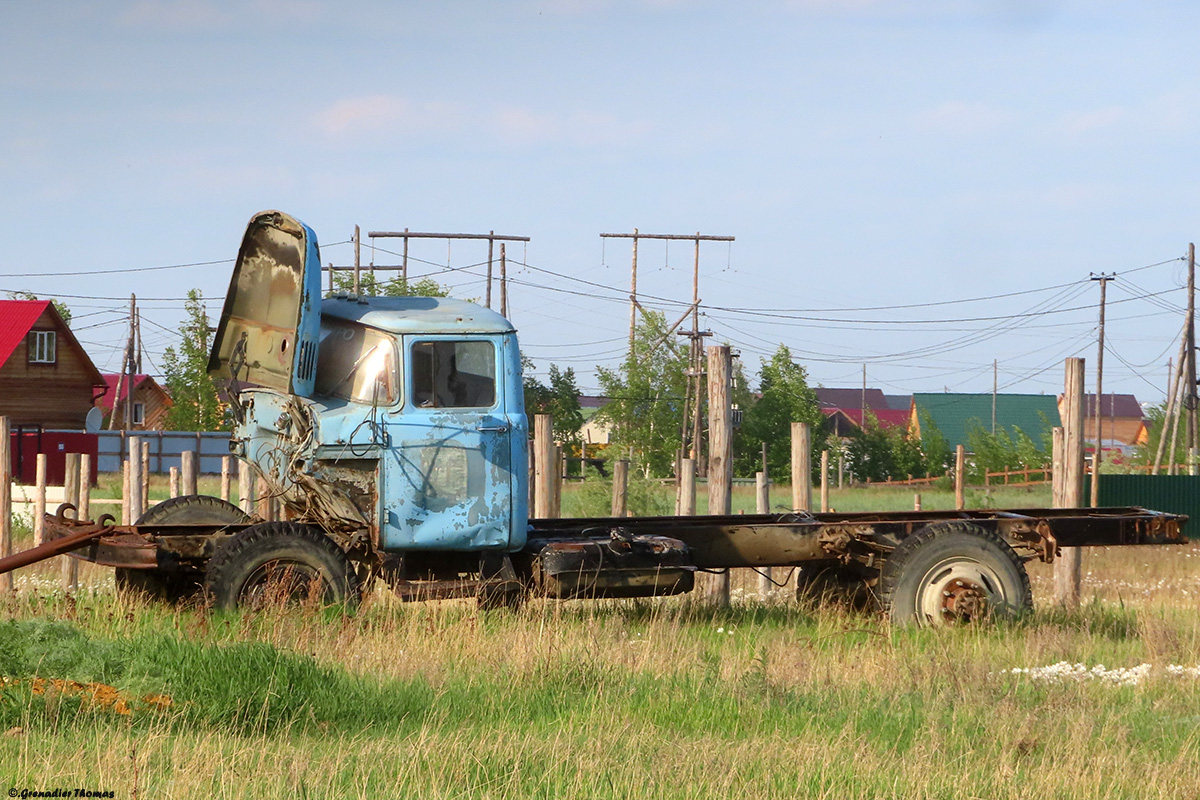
[477,425,509,433]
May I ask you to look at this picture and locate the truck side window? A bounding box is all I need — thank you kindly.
[314,319,400,405]
[411,341,496,408]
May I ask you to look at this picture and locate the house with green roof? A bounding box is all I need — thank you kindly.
[909,393,1061,451]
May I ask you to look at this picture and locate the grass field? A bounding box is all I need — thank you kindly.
[2,479,1199,798]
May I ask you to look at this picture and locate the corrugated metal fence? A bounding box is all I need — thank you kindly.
[96,431,232,475]
[1090,475,1200,525]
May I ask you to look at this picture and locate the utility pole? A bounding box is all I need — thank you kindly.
[599,230,735,475]
[500,243,508,318]
[992,359,997,435]
[109,294,137,431]
[332,230,530,299]
[1090,272,1112,506]
[486,232,494,309]
[353,225,361,295]
[1187,244,1197,474]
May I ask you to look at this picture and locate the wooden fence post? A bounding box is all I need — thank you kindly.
[34,454,47,546]
[221,456,232,503]
[703,345,732,605]
[612,459,629,518]
[141,439,150,513]
[256,477,272,521]
[913,493,922,511]
[552,445,563,518]
[1055,357,1085,607]
[62,452,80,592]
[79,454,91,524]
[169,467,179,499]
[820,450,830,512]
[756,471,772,599]
[791,422,811,512]
[181,450,198,497]
[955,445,966,510]
[121,460,131,525]
[678,458,696,516]
[238,461,253,514]
[129,437,145,523]
[533,414,554,519]
[0,416,10,593]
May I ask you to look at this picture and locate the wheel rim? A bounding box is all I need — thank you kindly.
[914,557,1009,625]
[238,559,330,608]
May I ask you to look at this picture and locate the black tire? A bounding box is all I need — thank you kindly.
[794,563,876,611]
[204,521,360,611]
[116,495,250,603]
[137,495,249,526]
[880,522,1031,626]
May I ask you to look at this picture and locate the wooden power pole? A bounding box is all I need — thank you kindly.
[703,344,733,605]
[1090,272,1112,506]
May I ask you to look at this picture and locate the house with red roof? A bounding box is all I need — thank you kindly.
[0,300,107,429]
[97,373,173,430]
[816,387,911,436]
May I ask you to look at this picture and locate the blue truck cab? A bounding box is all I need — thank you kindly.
[208,210,530,556]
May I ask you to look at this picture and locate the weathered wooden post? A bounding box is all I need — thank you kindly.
[169,467,179,499]
[121,460,131,525]
[611,459,630,518]
[78,454,91,524]
[1055,357,1085,607]
[62,452,80,591]
[756,471,772,598]
[238,460,253,514]
[0,416,11,593]
[704,345,732,605]
[221,456,232,503]
[34,454,47,546]
[181,450,198,497]
[552,445,564,518]
[791,422,811,512]
[913,492,922,511]
[256,477,272,521]
[140,439,150,513]
[678,458,696,516]
[820,450,830,513]
[533,414,554,519]
[129,436,145,523]
[954,444,966,510]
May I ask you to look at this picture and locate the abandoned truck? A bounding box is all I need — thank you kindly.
[0,210,1186,625]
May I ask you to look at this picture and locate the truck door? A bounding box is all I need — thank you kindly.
[381,335,514,551]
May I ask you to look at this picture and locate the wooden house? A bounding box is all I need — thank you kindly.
[1056,393,1147,448]
[0,300,107,429]
[97,373,174,431]
[910,393,1061,451]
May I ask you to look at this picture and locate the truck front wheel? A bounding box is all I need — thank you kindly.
[204,522,361,611]
[879,522,1031,626]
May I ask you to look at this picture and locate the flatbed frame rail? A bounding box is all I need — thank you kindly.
[0,505,1186,578]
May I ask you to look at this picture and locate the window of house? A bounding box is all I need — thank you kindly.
[411,341,496,409]
[132,403,145,426]
[28,330,56,364]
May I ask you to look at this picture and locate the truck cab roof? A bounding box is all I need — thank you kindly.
[322,294,515,336]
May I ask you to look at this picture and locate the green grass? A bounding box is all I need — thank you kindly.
[1,478,1197,798]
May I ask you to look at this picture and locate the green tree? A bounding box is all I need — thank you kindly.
[522,357,584,447]
[6,291,71,326]
[595,310,689,477]
[735,345,822,478]
[328,271,451,298]
[163,289,228,431]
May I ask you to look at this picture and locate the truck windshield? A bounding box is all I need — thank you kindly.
[314,319,399,405]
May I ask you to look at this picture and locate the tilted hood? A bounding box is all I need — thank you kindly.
[208,210,322,396]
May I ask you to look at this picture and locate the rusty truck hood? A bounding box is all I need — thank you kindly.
[207,210,323,397]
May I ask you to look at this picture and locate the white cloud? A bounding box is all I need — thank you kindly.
[119,0,230,30]
[312,95,467,139]
[1057,106,1125,136]
[914,102,1011,135]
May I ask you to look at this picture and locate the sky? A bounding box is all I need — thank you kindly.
[3,0,1200,405]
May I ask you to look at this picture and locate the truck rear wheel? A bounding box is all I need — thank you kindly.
[204,521,360,611]
[879,522,1031,626]
[116,495,250,603]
